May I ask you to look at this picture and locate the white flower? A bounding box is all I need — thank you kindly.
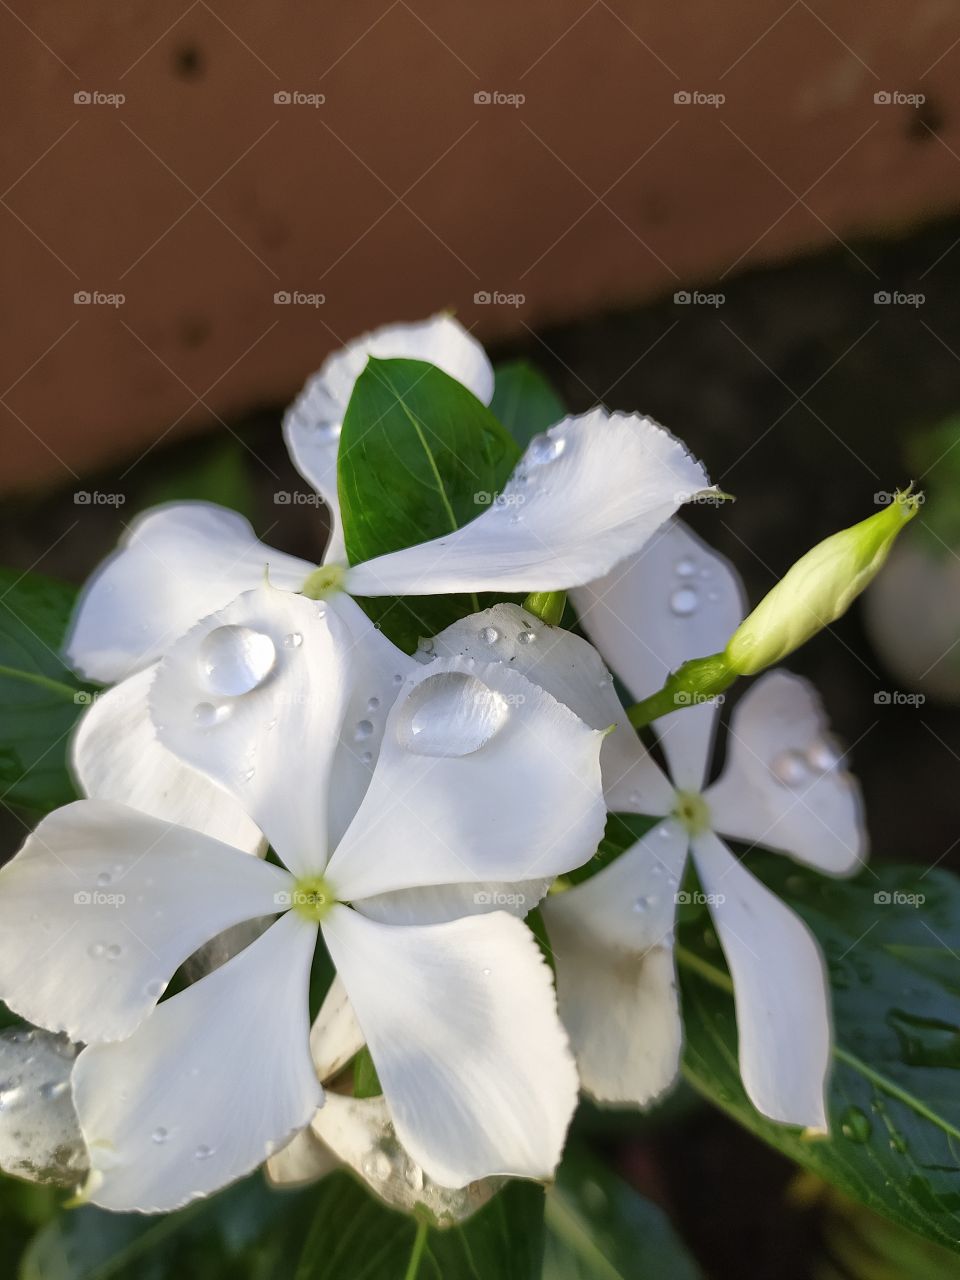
[64,314,713,686]
[0,585,606,1211]
[428,521,868,1131]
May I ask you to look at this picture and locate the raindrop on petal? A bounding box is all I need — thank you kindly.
[198,626,276,697]
[396,673,510,758]
[771,749,809,787]
[670,587,699,617]
[526,432,565,466]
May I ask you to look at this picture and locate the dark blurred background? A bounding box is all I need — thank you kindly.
[4,4,960,1276]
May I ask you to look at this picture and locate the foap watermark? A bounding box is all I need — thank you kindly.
[73,690,106,706]
[274,290,325,307]
[674,90,725,108]
[674,691,726,707]
[74,890,126,908]
[874,290,924,308]
[474,290,525,308]
[874,90,925,107]
[874,690,926,707]
[874,489,925,506]
[74,290,125,308]
[274,490,324,506]
[473,890,527,907]
[874,889,925,907]
[675,890,726,906]
[74,90,125,108]
[274,90,325,108]
[473,490,525,508]
[474,90,525,108]
[74,490,126,506]
[674,289,725,308]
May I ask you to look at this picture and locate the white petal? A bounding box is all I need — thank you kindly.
[284,315,494,563]
[542,819,687,1105]
[425,602,674,815]
[692,830,830,1130]
[345,410,712,597]
[325,658,606,902]
[323,905,578,1185]
[0,1028,87,1187]
[325,595,418,849]
[265,1125,337,1188]
[357,880,551,926]
[573,519,745,792]
[64,503,313,683]
[309,1092,502,1223]
[704,671,866,874]
[151,584,359,877]
[74,911,322,1212]
[71,668,263,855]
[0,799,290,1043]
[310,975,365,1081]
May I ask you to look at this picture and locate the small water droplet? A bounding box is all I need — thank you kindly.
[105,944,123,961]
[807,739,841,772]
[361,750,373,765]
[362,1151,392,1181]
[152,1127,170,1145]
[482,967,492,976]
[393,672,404,685]
[145,979,166,999]
[396,673,510,757]
[198,626,276,697]
[195,1144,215,1160]
[367,696,380,712]
[241,767,255,782]
[282,632,303,649]
[675,558,696,577]
[633,896,652,913]
[404,1161,424,1191]
[87,942,106,959]
[480,626,500,645]
[889,1131,908,1154]
[526,432,565,466]
[840,1107,871,1143]
[669,587,698,617]
[518,629,537,645]
[39,1079,69,1101]
[193,701,229,727]
[96,871,111,887]
[354,719,374,741]
[771,749,808,787]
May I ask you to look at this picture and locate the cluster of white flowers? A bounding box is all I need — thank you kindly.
[0,316,866,1217]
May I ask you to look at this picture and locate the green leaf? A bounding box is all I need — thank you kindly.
[138,439,254,520]
[18,1174,315,1280]
[338,357,520,650]
[677,856,960,1254]
[489,361,565,448]
[543,1146,703,1279]
[295,1174,544,1280]
[352,1047,382,1099]
[0,570,90,813]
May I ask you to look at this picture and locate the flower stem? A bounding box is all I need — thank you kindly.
[404,1220,430,1280]
[626,652,735,729]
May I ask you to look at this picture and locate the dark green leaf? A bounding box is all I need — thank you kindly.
[490,361,565,449]
[544,1146,703,1279]
[678,856,960,1254]
[338,358,520,650]
[0,570,90,813]
[295,1173,544,1280]
[352,1048,382,1099]
[18,1174,315,1280]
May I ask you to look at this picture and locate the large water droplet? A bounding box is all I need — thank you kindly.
[193,701,229,728]
[362,1150,392,1181]
[367,696,380,712]
[526,432,565,466]
[396,673,510,758]
[480,626,500,645]
[669,587,698,617]
[675,557,696,577]
[517,629,537,645]
[198,626,276,697]
[771,749,809,787]
[840,1106,871,1143]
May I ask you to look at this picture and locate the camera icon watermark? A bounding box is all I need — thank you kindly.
[274,290,325,307]
[874,490,925,506]
[674,289,725,308]
[674,691,726,707]
[674,90,725,108]
[74,890,126,908]
[473,490,525,508]
[873,290,924,308]
[73,490,126,507]
[473,890,527,907]
[74,290,125,308]
[675,889,726,906]
[274,490,324,506]
[874,90,925,106]
[473,290,525,308]
[74,90,125,108]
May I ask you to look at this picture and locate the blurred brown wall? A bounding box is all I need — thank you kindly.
[2,0,960,493]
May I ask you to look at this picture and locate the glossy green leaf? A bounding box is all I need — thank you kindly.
[338,357,520,650]
[543,1146,703,1279]
[0,570,90,813]
[490,361,565,448]
[295,1173,544,1280]
[677,856,960,1254]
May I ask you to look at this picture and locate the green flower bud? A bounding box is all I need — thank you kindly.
[725,489,921,677]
